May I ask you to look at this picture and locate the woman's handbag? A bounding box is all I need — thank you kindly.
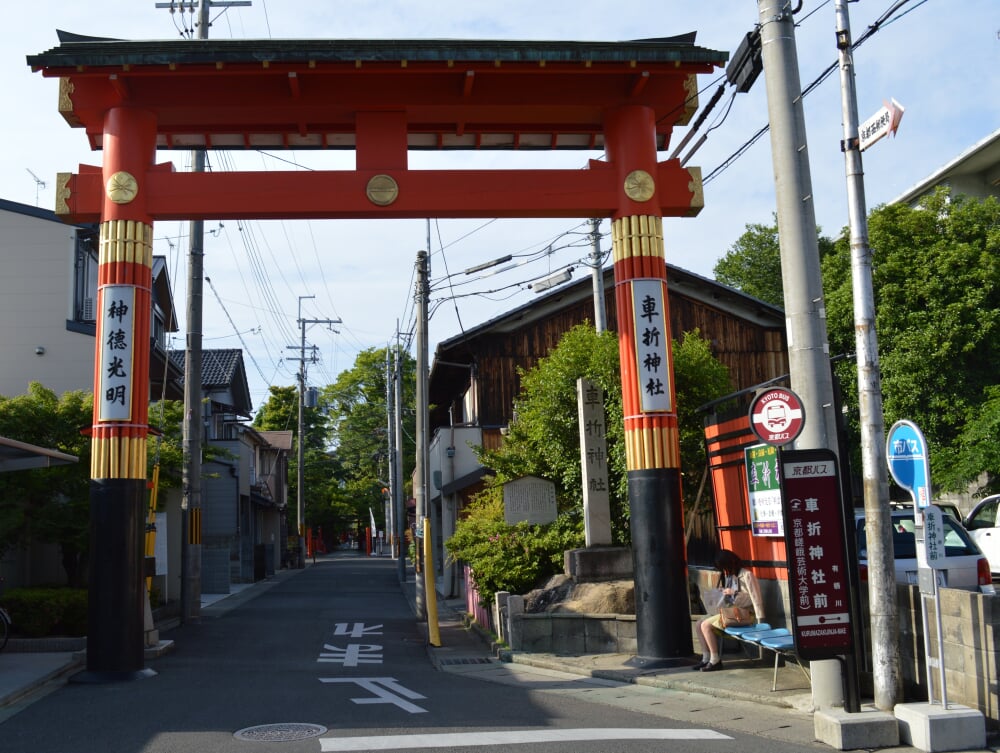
[719,604,752,628]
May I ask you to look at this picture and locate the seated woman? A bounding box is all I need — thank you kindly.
[694,548,765,672]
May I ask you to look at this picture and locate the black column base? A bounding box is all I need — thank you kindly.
[628,467,693,660]
[86,478,148,676]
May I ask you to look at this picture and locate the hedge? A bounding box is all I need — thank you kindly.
[4,587,88,638]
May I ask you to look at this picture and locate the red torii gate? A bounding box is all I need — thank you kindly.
[29,32,726,677]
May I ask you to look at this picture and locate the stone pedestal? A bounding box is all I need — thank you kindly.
[564,546,633,581]
[814,705,899,750]
[895,702,985,752]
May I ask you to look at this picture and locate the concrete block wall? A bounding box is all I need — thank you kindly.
[510,611,637,655]
[897,585,1000,721]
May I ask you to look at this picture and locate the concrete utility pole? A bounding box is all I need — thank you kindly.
[834,0,898,711]
[413,251,430,620]
[757,0,843,709]
[157,0,252,627]
[393,329,406,584]
[180,143,205,624]
[385,347,395,558]
[289,297,340,567]
[589,218,607,333]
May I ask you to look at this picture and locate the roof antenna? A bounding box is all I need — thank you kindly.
[26,169,46,207]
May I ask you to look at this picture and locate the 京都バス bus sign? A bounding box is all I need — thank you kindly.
[749,387,805,447]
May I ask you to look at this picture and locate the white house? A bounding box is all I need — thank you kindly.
[0,197,183,401]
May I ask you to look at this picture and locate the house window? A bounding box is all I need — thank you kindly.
[152,311,166,351]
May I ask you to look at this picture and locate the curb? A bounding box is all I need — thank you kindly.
[0,654,85,709]
[459,612,507,657]
[505,651,814,713]
[3,637,86,653]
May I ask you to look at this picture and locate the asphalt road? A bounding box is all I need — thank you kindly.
[0,553,832,753]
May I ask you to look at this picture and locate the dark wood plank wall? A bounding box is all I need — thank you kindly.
[434,288,787,430]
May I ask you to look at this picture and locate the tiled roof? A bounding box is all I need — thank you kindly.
[167,348,252,416]
[258,430,293,451]
[168,348,242,388]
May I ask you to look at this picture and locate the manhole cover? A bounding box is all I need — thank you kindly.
[234,723,328,742]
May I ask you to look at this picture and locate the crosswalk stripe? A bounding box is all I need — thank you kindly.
[319,727,732,750]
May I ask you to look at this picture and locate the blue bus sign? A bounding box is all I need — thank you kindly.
[886,420,931,508]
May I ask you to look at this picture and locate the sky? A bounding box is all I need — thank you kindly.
[4,1,998,414]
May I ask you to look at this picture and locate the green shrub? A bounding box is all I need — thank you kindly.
[53,588,88,636]
[446,496,584,606]
[4,587,87,638]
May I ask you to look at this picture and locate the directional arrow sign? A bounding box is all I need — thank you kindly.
[859,98,905,151]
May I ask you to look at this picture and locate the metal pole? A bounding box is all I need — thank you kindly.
[394,328,406,583]
[296,296,312,568]
[758,0,842,708]
[179,0,212,624]
[589,218,606,333]
[385,347,395,558]
[289,300,338,568]
[413,252,429,620]
[834,0,898,711]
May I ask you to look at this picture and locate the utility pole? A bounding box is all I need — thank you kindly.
[589,218,607,333]
[157,0,251,627]
[758,0,842,709]
[413,251,429,620]
[385,347,395,558]
[835,0,898,711]
[288,296,340,568]
[393,326,406,583]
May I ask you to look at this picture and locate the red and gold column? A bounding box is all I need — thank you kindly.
[605,105,692,662]
[81,106,157,681]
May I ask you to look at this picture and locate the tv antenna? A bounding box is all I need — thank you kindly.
[26,169,46,206]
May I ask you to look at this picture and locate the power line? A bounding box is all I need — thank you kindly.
[703,0,928,185]
[205,275,272,389]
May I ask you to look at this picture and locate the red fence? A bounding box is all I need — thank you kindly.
[705,411,787,580]
[463,565,492,629]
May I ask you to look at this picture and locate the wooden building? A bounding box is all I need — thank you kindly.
[426,262,788,595]
[430,263,787,443]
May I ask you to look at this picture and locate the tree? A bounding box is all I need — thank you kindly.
[938,385,1000,496]
[252,348,416,546]
[322,346,416,536]
[448,324,731,602]
[823,189,1000,494]
[713,215,835,308]
[253,384,340,540]
[0,383,92,585]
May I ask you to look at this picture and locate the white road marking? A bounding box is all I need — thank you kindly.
[319,727,732,750]
[318,677,427,713]
[318,643,384,666]
[333,623,383,637]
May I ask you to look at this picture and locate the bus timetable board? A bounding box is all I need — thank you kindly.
[780,448,853,660]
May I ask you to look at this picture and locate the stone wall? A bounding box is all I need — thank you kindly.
[894,584,999,720]
[509,606,637,655]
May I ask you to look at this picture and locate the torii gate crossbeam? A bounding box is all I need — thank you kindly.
[28,32,727,678]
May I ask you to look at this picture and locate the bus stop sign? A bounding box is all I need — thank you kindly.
[887,420,931,508]
[748,387,805,447]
